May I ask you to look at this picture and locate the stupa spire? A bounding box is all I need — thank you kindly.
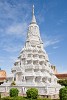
[31,5,36,24]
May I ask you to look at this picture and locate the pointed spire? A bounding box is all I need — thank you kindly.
[31,5,36,24]
[32,5,34,16]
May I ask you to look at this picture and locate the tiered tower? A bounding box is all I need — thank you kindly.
[11,5,61,96]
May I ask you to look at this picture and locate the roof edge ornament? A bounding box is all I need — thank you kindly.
[31,5,36,24]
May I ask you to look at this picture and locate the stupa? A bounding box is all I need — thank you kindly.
[1,5,61,98]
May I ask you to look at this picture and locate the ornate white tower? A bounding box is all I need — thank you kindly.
[10,5,61,97]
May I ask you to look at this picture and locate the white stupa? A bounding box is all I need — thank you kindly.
[1,5,61,98]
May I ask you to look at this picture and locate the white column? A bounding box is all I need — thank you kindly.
[32,77,35,83]
[16,73,18,82]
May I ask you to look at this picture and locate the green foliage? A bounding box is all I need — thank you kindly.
[1,96,14,100]
[11,81,16,86]
[59,87,67,100]
[37,98,51,100]
[1,96,23,100]
[10,88,19,97]
[57,79,67,87]
[13,96,24,100]
[26,88,38,99]
[23,97,52,100]
[1,96,59,100]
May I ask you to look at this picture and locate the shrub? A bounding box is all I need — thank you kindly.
[26,88,38,99]
[59,87,67,100]
[10,88,19,97]
[57,79,67,87]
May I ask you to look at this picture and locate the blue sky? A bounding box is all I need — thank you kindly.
[0,0,67,74]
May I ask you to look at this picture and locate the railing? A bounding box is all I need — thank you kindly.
[25,64,34,69]
[34,65,39,69]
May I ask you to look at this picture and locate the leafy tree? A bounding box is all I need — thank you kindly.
[59,87,67,100]
[57,79,67,87]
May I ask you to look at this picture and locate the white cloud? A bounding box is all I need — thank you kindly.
[57,19,65,25]
[0,1,30,21]
[44,39,60,47]
[6,23,28,36]
[0,59,4,64]
[9,56,17,63]
[3,46,20,52]
[2,43,23,53]
[53,46,59,49]
[0,56,9,65]
[0,56,17,73]
[48,52,56,55]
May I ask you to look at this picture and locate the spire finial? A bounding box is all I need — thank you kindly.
[31,5,36,24]
[33,5,34,16]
